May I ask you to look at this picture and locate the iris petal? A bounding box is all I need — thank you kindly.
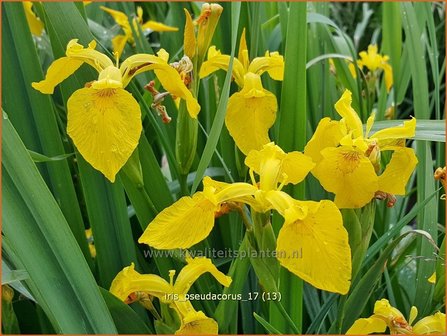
[138,192,218,249]
[313,146,378,208]
[378,147,418,195]
[32,57,84,94]
[276,200,351,294]
[109,263,172,302]
[346,316,387,335]
[225,74,277,155]
[67,87,142,182]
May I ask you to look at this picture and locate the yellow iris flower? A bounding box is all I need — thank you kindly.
[139,143,352,294]
[305,89,417,209]
[347,299,446,334]
[350,44,393,92]
[110,257,231,334]
[32,39,200,182]
[199,30,284,155]
[101,6,178,58]
[23,2,44,36]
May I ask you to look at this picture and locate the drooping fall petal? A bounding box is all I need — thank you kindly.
[276,200,352,294]
[313,146,378,208]
[346,316,387,335]
[412,312,446,334]
[66,87,142,182]
[225,73,277,155]
[378,147,418,195]
[175,315,218,335]
[174,301,218,335]
[138,192,218,249]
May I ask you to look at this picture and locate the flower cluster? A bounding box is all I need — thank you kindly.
[110,257,231,334]
[305,89,417,208]
[140,142,352,294]
[347,299,445,334]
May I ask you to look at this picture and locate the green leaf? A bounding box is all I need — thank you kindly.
[254,312,282,335]
[2,113,117,333]
[191,2,241,193]
[100,288,153,334]
[340,230,436,333]
[42,2,142,290]
[2,1,93,268]
[28,150,74,163]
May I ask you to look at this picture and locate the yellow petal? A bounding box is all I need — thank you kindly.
[348,62,357,78]
[183,9,196,59]
[109,263,172,302]
[65,39,113,72]
[174,257,232,294]
[138,192,218,249]
[112,34,128,59]
[346,316,387,335]
[246,142,315,189]
[412,312,446,334]
[100,6,130,31]
[304,117,345,164]
[409,306,418,326]
[23,2,44,36]
[359,44,381,71]
[365,112,376,137]
[373,298,405,321]
[174,301,218,335]
[199,46,246,87]
[238,29,249,70]
[32,57,84,94]
[276,200,351,294]
[141,20,178,32]
[66,87,142,182]
[154,66,200,118]
[428,271,436,284]
[225,74,277,155]
[371,118,416,143]
[203,176,258,210]
[248,51,284,81]
[120,52,200,117]
[176,316,218,335]
[92,65,123,89]
[313,146,378,208]
[265,190,307,219]
[378,148,418,195]
[334,90,363,138]
[382,62,393,92]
